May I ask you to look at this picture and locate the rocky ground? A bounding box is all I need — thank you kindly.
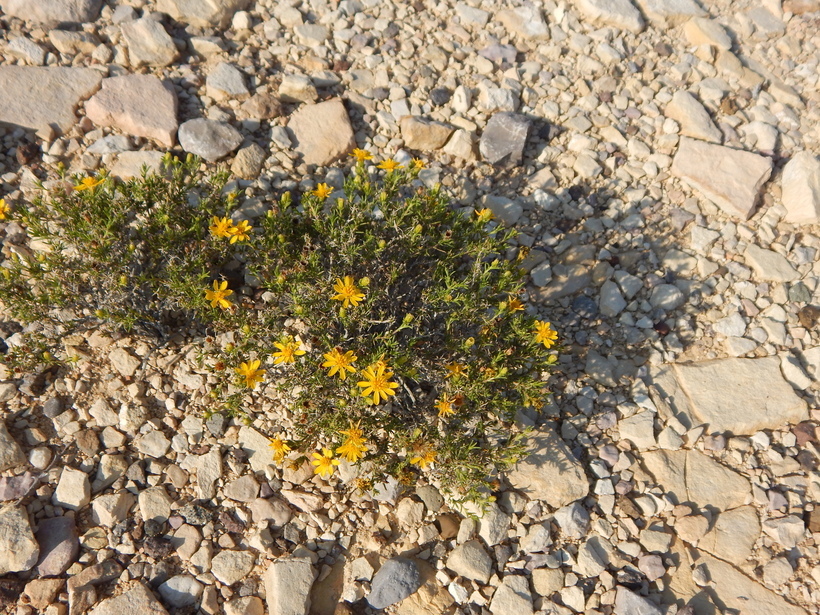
[1,0,820,614]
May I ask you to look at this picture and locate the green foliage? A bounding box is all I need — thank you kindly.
[0,153,559,503]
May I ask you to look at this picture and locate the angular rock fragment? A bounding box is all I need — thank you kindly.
[782,151,820,224]
[265,557,315,615]
[287,98,355,167]
[665,91,722,143]
[155,0,251,28]
[1,0,102,25]
[575,0,645,33]
[0,505,39,574]
[178,119,242,162]
[479,112,530,166]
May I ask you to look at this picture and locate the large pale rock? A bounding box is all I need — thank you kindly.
[206,62,250,101]
[110,151,165,180]
[640,449,750,510]
[671,137,773,220]
[367,558,421,609]
[574,0,645,33]
[633,0,705,25]
[238,425,276,473]
[665,91,722,144]
[155,0,251,28]
[0,66,101,134]
[0,0,101,25]
[91,491,136,527]
[0,505,39,574]
[614,587,662,615]
[178,119,242,162]
[53,466,91,510]
[287,98,355,166]
[479,112,531,166]
[0,421,25,471]
[195,447,222,499]
[782,151,820,224]
[121,18,178,68]
[683,17,732,49]
[265,557,316,615]
[490,574,534,615]
[698,506,759,565]
[446,540,493,583]
[36,516,79,576]
[85,75,178,147]
[743,244,800,282]
[212,550,256,585]
[495,5,549,39]
[671,357,807,434]
[506,426,589,507]
[698,553,809,615]
[400,116,454,151]
[138,486,173,524]
[88,583,169,615]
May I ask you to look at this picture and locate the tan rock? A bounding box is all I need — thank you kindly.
[287,98,355,166]
[699,506,759,565]
[683,17,732,49]
[400,116,454,151]
[0,66,101,134]
[574,0,645,33]
[121,18,178,67]
[634,0,705,26]
[665,91,722,143]
[673,515,709,544]
[671,137,773,219]
[110,151,165,180]
[1,0,101,25]
[85,75,178,147]
[782,151,820,224]
[155,0,251,28]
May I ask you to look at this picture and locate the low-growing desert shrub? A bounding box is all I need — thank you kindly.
[0,153,559,504]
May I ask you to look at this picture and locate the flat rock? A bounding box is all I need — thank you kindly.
[619,411,656,450]
[111,151,165,180]
[195,447,222,499]
[683,17,732,49]
[206,62,250,101]
[367,557,422,609]
[287,98,355,166]
[212,550,256,585]
[782,151,820,224]
[0,505,39,574]
[446,540,493,583]
[0,0,101,25]
[575,0,644,33]
[53,466,91,510]
[698,553,808,615]
[88,582,169,615]
[158,575,203,608]
[640,449,750,510]
[400,116,454,151]
[698,506,759,564]
[278,74,317,103]
[265,557,315,615]
[0,471,37,500]
[633,0,705,25]
[490,574,534,615]
[138,486,173,524]
[91,491,135,527]
[155,0,251,28]
[614,587,662,615]
[665,91,722,143]
[495,5,549,40]
[743,244,800,282]
[0,66,101,134]
[35,516,79,576]
[506,426,589,507]
[225,475,260,503]
[479,112,530,165]
[0,420,25,471]
[671,137,773,220]
[24,578,64,610]
[672,357,808,434]
[178,118,242,162]
[85,75,178,147]
[477,502,511,547]
[121,18,178,67]
[238,425,275,473]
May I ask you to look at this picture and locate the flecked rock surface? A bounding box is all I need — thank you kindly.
[0,0,102,25]
[671,137,774,220]
[85,75,178,147]
[506,426,589,507]
[287,98,356,166]
[659,357,808,434]
[0,66,101,134]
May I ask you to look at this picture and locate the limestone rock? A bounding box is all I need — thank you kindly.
[212,550,256,585]
[278,74,317,103]
[575,0,645,33]
[206,62,250,101]
[158,575,204,608]
[138,486,173,524]
[446,540,493,583]
[231,143,267,179]
[88,582,169,615]
[0,0,102,25]
[108,347,140,378]
[0,66,101,134]
[85,75,178,147]
[743,244,800,282]
[672,357,807,434]
[495,5,549,40]
[619,411,656,450]
[287,98,355,166]
[614,587,662,615]
[239,425,276,473]
[178,119,242,162]
[91,491,135,527]
[23,578,64,610]
[671,137,773,220]
[782,151,820,225]
[155,0,251,28]
[633,0,705,26]
[490,575,533,615]
[506,426,589,507]
[195,447,222,499]
[0,420,25,471]
[443,129,477,161]
[0,505,39,574]
[49,30,99,54]
[53,466,91,511]
[121,18,178,68]
[400,116,454,151]
[683,18,732,49]
[110,151,165,180]
[665,91,722,143]
[367,558,422,609]
[265,557,315,615]
[480,112,531,166]
[698,506,759,564]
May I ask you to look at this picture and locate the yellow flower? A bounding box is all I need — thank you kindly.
[445,363,467,379]
[357,363,399,404]
[337,437,367,463]
[475,208,494,223]
[0,199,8,220]
[236,359,264,389]
[229,220,252,244]
[410,449,437,469]
[74,176,103,191]
[351,148,373,162]
[272,338,306,364]
[507,298,525,312]
[322,348,358,380]
[435,393,456,417]
[312,183,333,199]
[331,275,365,308]
[412,158,426,170]
[339,421,364,443]
[205,280,233,310]
[209,216,233,239]
[311,448,340,478]
[269,437,291,463]
[377,159,402,173]
[534,320,558,349]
